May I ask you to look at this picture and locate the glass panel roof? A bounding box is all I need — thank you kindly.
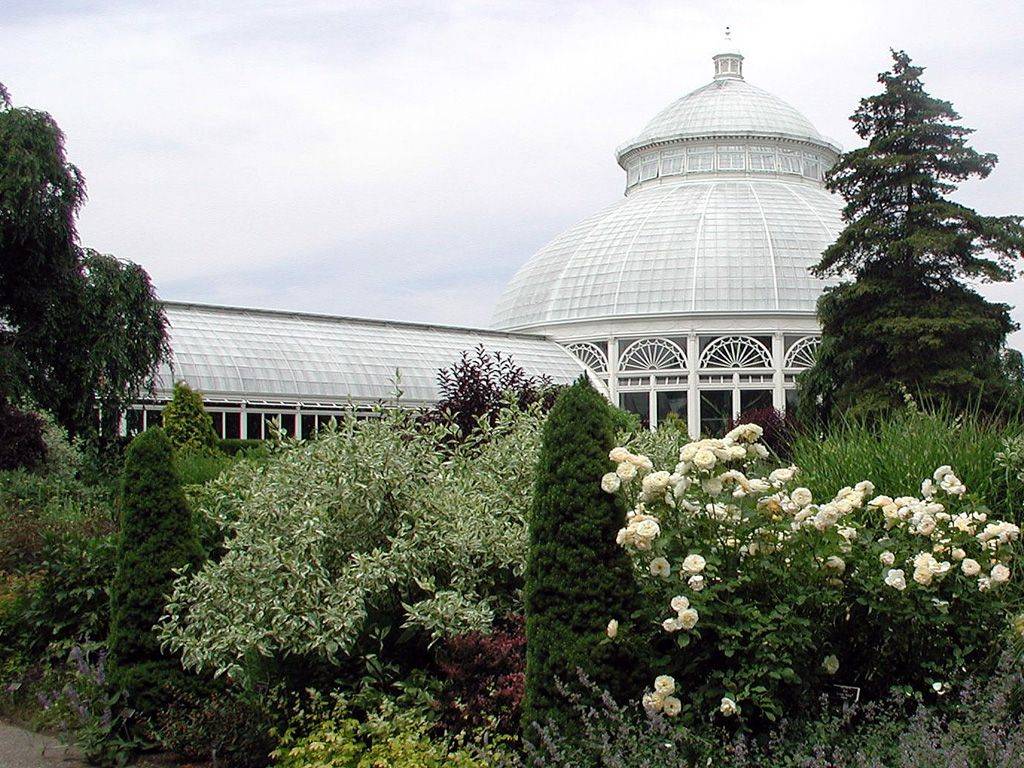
[156,304,589,405]
[492,178,842,330]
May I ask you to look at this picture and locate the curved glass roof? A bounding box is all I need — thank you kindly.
[493,178,841,330]
[616,53,839,161]
[157,303,590,406]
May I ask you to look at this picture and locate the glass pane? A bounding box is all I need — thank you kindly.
[785,389,799,414]
[700,390,731,437]
[740,389,773,415]
[301,414,316,438]
[246,413,262,440]
[125,410,143,436]
[224,412,241,440]
[620,392,650,429]
[280,413,296,437]
[209,411,224,438]
[656,391,687,430]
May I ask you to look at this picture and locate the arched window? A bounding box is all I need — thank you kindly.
[565,342,608,375]
[620,338,688,371]
[784,336,820,369]
[699,336,772,369]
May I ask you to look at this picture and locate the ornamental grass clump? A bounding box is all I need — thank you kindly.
[602,423,1022,727]
[523,378,644,734]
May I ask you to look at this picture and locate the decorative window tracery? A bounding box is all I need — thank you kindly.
[620,338,687,372]
[699,336,772,369]
[784,336,820,369]
[566,342,609,375]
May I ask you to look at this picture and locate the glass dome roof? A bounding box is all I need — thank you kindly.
[492,179,841,329]
[493,50,843,331]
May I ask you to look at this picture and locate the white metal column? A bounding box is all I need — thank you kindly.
[687,334,700,439]
[772,333,785,411]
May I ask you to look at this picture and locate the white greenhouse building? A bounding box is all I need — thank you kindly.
[142,49,841,439]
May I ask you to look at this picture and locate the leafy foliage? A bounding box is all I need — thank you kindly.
[0,470,115,574]
[160,405,543,686]
[273,700,507,768]
[523,378,643,733]
[0,400,46,471]
[436,614,525,736]
[802,51,1024,424]
[431,345,559,440]
[107,428,203,716]
[155,684,277,768]
[162,381,219,454]
[0,85,168,438]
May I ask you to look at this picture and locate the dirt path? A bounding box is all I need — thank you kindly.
[0,722,86,768]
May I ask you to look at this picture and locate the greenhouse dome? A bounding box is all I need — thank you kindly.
[493,49,843,435]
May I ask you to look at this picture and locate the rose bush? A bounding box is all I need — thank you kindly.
[601,424,1022,726]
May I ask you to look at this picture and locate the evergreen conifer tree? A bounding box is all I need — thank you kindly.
[801,51,1024,423]
[108,427,203,714]
[162,381,219,453]
[523,377,642,733]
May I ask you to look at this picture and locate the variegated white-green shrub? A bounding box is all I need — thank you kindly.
[159,404,543,683]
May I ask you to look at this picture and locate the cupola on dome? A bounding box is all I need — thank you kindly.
[493,50,843,330]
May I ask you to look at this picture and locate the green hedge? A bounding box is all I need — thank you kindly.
[218,439,268,457]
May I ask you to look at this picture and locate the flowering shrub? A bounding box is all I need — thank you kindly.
[601,424,1022,725]
[726,407,801,459]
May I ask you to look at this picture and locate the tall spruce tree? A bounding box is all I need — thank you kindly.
[801,51,1024,423]
[108,427,203,715]
[523,378,642,734]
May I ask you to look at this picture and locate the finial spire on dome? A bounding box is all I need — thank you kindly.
[713,26,743,80]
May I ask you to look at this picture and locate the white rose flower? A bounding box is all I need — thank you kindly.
[616,462,637,481]
[825,555,846,576]
[670,595,690,612]
[693,449,717,471]
[933,465,953,482]
[961,558,981,577]
[601,472,621,494]
[649,557,671,579]
[769,466,797,484]
[719,697,739,716]
[701,477,724,496]
[609,447,632,463]
[677,608,699,630]
[791,487,813,507]
[681,554,707,575]
[913,566,934,586]
[654,675,676,695]
[606,619,618,639]
[880,551,896,567]
[635,519,660,540]
[991,564,1011,584]
[822,655,840,675]
[661,695,682,717]
[662,617,683,633]
[688,574,705,591]
[884,568,907,591]
[952,548,967,561]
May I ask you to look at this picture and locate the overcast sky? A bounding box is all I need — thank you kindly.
[4,0,1024,341]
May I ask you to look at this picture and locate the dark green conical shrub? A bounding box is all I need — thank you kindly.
[523,377,642,734]
[107,427,203,714]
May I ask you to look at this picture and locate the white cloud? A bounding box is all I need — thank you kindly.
[2,0,1023,341]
